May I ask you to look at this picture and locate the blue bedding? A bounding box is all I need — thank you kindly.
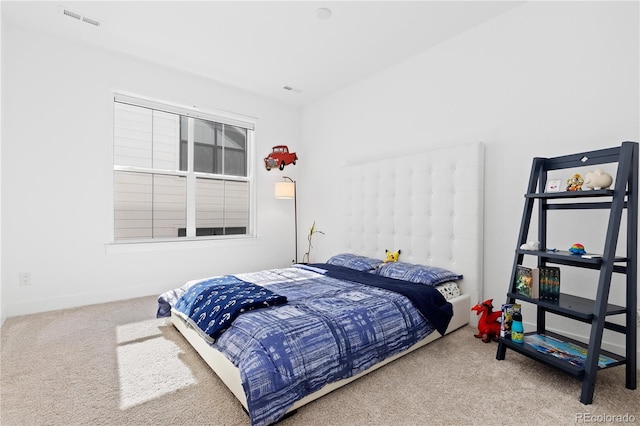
[314,263,453,335]
[169,264,453,426]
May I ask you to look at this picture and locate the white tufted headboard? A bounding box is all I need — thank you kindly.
[339,142,484,315]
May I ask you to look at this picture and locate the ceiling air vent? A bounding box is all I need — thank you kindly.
[62,8,81,20]
[59,6,101,27]
[81,16,100,27]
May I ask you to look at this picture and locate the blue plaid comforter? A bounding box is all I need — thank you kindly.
[167,265,452,426]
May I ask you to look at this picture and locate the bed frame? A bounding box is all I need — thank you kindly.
[171,141,485,416]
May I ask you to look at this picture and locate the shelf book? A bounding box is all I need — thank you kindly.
[524,333,618,369]
[500,303,521,340]
[514,266,539,299]
[539,266,560,301]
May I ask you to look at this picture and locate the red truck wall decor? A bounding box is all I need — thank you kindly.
[264,145,298,171]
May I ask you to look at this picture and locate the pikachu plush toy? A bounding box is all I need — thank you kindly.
[384,249,401,263]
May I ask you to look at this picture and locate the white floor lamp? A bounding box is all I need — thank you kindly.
[275,176,297,264]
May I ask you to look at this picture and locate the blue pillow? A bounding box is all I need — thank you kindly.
[375,261,462,286]
[326,253,383,271]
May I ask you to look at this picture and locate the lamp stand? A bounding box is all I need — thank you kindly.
[292,180,298,263]
[276,176,297,264]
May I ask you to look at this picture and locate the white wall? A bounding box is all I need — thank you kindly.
[1,22,301,320]
[0,15,3,323]
[299,1,639,353]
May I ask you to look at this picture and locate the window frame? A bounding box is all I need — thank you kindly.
[110,91,257,244]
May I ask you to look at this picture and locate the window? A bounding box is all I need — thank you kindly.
[113,94,254,242]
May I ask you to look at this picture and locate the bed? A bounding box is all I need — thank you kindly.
[158,141,484,425]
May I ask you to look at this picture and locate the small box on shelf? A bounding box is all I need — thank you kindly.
[500,303,521,341]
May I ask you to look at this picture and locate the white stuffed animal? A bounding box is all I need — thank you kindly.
[583,169,613,190]
[520,241,540,250]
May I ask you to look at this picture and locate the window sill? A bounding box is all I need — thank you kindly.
[104,235,260,254]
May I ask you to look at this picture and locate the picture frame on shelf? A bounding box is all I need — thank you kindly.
[545,179,562,193]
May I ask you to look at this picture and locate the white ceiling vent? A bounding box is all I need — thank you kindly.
[59,6,101,27]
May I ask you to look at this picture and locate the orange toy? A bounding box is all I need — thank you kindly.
[471,299,502,343]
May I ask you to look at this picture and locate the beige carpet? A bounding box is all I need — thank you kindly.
[1,295,638,425]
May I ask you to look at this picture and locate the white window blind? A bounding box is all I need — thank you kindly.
[113,93,254,242]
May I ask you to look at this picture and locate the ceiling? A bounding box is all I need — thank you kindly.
[1,1,525,107]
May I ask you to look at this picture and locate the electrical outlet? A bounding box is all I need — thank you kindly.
[19,272,31,286]
[637,310,640,328]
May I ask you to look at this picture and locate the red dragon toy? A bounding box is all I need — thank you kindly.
[471,299,501,343]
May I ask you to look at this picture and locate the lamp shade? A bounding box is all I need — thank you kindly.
[275,181,295,199]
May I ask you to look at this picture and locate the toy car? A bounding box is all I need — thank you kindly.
[264,145,298,171]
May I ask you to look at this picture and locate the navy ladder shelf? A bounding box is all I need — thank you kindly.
[496,141,638,404]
